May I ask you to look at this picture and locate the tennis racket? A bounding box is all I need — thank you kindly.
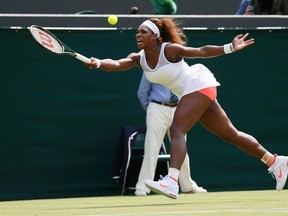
[29,25,90,63]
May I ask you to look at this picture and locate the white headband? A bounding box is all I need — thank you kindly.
[141,20,160,38]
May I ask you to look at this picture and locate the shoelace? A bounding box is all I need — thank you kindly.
[269,171,276,180]
[268,167,276,180]
[158,175,169,182]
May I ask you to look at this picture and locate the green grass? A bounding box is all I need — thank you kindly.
[0,190,288,216]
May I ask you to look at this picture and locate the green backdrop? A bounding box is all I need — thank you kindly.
[0,27,287,200]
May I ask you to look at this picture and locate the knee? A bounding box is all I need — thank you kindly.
[169,125,185,140]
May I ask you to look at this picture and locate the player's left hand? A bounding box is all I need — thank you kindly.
[232,33,255,51]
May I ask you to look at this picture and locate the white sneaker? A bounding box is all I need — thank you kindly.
[268,155,288,191]
[134,189,147,196]
[180,180,207,194]
[182,181,207,194]
[189,186,207,194]
[145,176,179,199]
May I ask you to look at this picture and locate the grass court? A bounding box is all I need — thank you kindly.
[0,190,288,216]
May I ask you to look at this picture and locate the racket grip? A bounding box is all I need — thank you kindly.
[75,53,91,64]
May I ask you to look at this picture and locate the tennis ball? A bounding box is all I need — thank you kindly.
[108,15,118,25]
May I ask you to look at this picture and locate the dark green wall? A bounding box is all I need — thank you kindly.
[0,28,287,200]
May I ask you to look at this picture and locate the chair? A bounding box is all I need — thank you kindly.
[130,132,170,161]
[112,126,170,195]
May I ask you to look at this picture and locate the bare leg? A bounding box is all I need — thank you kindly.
[169,91,212,169]
[169,93,269,170]
[199,99,288,191]
[199,99,268,159]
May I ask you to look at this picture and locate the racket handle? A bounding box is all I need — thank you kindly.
[74,53,91,64]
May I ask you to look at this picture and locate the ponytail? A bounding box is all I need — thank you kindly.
[150,18,187,46]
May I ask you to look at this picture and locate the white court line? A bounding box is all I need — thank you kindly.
[84,208,288,216]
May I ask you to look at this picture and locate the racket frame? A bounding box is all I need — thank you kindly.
[30,25,90,63]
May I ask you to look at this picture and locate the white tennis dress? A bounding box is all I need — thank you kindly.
[139,42,220,97]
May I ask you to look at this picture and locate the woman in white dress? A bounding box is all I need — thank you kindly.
[87,18,288,199]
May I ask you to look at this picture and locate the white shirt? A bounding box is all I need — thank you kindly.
[139,42,220,97]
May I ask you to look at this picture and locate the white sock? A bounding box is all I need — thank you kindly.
[168,168,180,183]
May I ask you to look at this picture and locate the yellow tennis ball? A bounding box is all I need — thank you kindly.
[108,15,118,25]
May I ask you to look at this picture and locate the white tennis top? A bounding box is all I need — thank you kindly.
[139,42,220,97]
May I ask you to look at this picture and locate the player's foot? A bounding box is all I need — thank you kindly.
[134,189,147,196]
[182,181,207,194]
[186,186,207,194]
[268,155,288,191]
[145,175,179,199]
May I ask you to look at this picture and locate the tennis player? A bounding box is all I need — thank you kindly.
[87,18,288,199]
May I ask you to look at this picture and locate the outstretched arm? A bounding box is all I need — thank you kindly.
[86,52,141,72]
[166,33,254,60]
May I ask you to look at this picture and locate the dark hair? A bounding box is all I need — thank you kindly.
[150,18,187,46]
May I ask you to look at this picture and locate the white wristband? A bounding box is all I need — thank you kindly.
[95,58,101,68]
[223,43,235,54]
